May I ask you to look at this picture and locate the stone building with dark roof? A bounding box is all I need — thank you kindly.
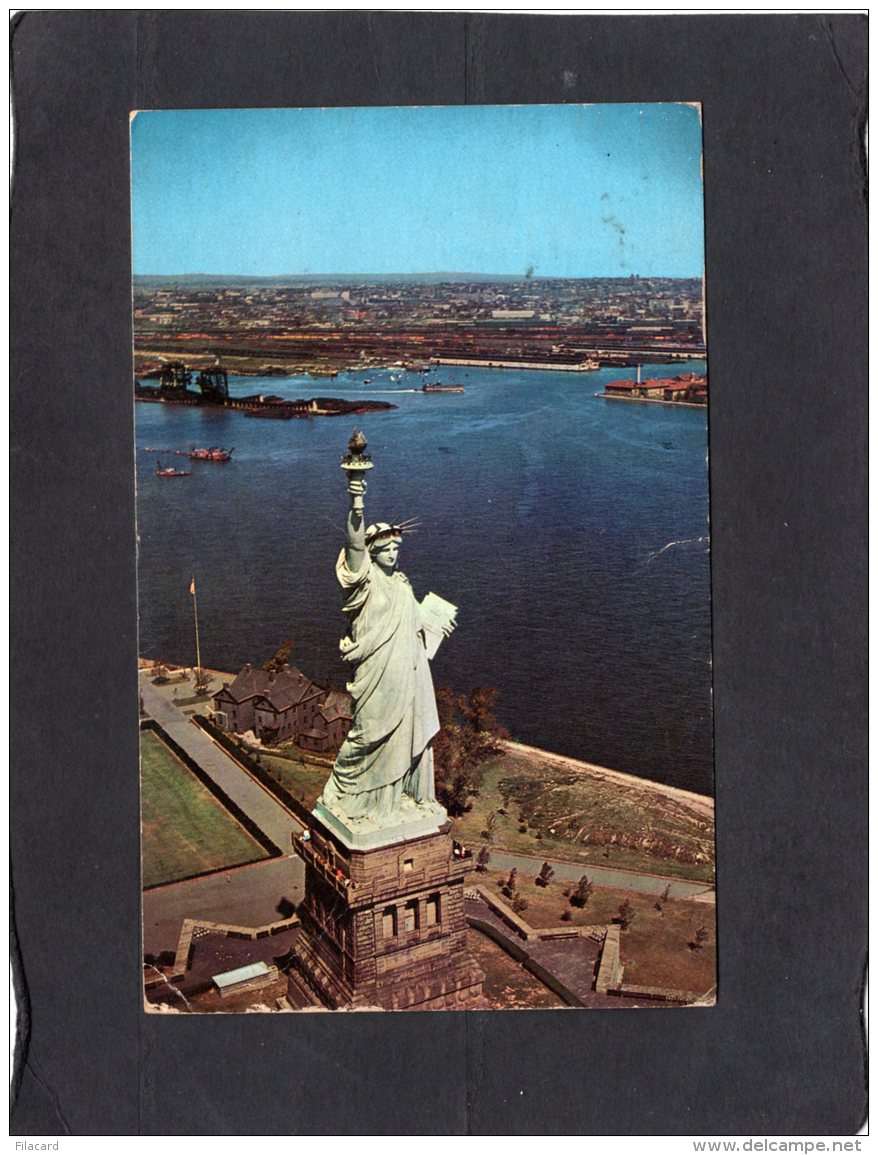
[297,689,353,754]
[212,663,326,745]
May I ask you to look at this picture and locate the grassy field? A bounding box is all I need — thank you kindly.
[454,751,715,883]
[474,867,716,995]
[258,753,328,809]
[140,730,272,888]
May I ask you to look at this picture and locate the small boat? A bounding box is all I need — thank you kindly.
[155,460,191,477]
[188,446,234,462]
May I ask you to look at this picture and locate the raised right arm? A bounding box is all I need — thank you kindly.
[345,478,367,571]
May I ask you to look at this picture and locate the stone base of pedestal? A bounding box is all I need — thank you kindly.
[291,812,485,1011]
[312,797,447,851]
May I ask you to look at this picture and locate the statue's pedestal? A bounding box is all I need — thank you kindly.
[291,811,485,1011]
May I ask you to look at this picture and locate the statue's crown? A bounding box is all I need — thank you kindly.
[365,518,420,551]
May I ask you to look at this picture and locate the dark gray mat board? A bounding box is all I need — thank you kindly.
[10,11,867,1136]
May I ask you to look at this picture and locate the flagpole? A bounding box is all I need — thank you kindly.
[190,575,202,673]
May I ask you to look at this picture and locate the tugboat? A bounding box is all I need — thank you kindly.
[155,460,191,477]
[187,446,234,462]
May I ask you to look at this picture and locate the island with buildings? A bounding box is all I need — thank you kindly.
[598,370,708,406]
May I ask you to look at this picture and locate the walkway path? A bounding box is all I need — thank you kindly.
[139,671,302,851]
[486,849,714,900]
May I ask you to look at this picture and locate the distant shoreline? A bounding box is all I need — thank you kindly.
[134,355,706,380]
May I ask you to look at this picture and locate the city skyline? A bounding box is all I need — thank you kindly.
[131,104,705,279]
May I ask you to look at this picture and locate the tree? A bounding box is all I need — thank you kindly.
[193,667,212,695]
[617,899,636,930]
[655,882,672,912]
[433,684,507,816]
[263,638,294,673]
[475,846,491,874]
[460,686,505,738]
[511,893,529,914]
[443,773,471,816]
[569,873,594,908]
[690,925,710,951]
[151,658,169,685]
[536,861,555,889]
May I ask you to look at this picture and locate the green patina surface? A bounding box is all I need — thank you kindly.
[140,729,271,888]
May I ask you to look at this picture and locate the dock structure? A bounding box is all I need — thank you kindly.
[432,356,599,372]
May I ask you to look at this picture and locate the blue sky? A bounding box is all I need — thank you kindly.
[131,104,704,278]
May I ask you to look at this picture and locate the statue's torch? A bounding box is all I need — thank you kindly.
[340,429,373,511]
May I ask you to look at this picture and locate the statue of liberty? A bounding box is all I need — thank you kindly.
[317,433,456,832]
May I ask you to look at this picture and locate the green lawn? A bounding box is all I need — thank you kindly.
[258,752,329,810]
[453,753,715,883]
[140,729,272,888]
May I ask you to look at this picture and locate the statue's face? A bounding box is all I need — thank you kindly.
[373,539,400,570]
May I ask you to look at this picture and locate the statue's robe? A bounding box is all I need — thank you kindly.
[321,550,440,822]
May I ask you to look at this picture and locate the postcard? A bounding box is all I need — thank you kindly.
[133,104,714,1013]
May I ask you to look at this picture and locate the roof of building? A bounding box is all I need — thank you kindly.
[211,960,272,990]
[257,669,324,712]
[217,663,323,709]
[320,689,353,723]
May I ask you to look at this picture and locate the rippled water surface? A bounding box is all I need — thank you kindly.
[135,362,712,794]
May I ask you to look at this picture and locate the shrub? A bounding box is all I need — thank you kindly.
[617,899,636,930]
[689,925,710,951]
[569,874,594,909]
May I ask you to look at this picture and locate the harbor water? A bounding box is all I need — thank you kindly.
[135,361,712,795]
